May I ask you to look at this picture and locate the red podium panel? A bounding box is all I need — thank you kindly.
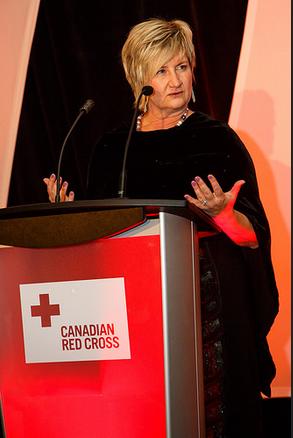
[0,235,166,437]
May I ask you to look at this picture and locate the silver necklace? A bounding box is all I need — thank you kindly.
[136,107,189,131]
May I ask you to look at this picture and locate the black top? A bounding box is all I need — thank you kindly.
[87,111,274,257]
[87,111,279,397]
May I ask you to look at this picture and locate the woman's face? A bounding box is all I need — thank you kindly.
[148,53,193,115]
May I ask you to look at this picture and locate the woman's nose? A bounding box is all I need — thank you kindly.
[169,70,181,87]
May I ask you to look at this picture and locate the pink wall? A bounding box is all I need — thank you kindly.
[0,0,40,207]
[229,0,291,397]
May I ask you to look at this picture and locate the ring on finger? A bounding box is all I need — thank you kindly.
[202,199,207,206]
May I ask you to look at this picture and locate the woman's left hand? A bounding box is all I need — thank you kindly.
[184,174,245,218]
[185,174,258,248]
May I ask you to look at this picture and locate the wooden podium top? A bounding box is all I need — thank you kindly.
[0,199,219,248]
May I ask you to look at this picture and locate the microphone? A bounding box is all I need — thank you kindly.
[55,99,95,202]
[118,86,153,198]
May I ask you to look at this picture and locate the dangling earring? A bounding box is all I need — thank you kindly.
[191,88,196,103]
[143,96,149,113]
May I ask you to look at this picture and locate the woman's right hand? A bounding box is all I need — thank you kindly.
[43,174,75,202]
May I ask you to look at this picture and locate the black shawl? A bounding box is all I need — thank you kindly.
[87,111,279,395]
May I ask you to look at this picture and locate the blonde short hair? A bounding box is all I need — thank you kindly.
[121,18,196,111]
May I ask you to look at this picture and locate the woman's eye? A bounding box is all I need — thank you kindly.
[156,69,165,75]
[178,64,187,71]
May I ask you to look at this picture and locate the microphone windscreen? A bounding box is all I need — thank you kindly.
[141,86,153,96]
[79,99,95,114]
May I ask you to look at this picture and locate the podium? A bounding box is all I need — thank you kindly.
[0,200,219,438]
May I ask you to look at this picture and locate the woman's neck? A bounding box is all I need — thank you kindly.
[139,107,193,132]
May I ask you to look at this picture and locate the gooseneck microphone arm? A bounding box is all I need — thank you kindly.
[55,99,95,202]
[118,85,153,198]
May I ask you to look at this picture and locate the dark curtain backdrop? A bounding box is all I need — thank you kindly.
[7,0,248,206]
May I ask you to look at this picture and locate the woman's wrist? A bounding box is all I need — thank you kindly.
[213,208,259,248]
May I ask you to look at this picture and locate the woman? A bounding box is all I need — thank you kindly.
[44,18,278,438]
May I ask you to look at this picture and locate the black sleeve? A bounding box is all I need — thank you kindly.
[222,126,279,337]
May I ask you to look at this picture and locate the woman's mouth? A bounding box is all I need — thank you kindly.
[168,91,183,97]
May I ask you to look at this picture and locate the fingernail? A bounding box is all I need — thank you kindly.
[195,177,200,182]
[64,181,68,187]
[208,175,213,179]
[50,173,55,178]
[191,181,196,187]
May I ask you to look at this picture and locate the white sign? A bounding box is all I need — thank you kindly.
[20,278,131,364]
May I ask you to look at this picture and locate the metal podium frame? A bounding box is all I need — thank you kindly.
[159,212,204,437]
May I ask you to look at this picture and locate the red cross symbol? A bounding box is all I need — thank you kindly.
[31,294,60,327]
